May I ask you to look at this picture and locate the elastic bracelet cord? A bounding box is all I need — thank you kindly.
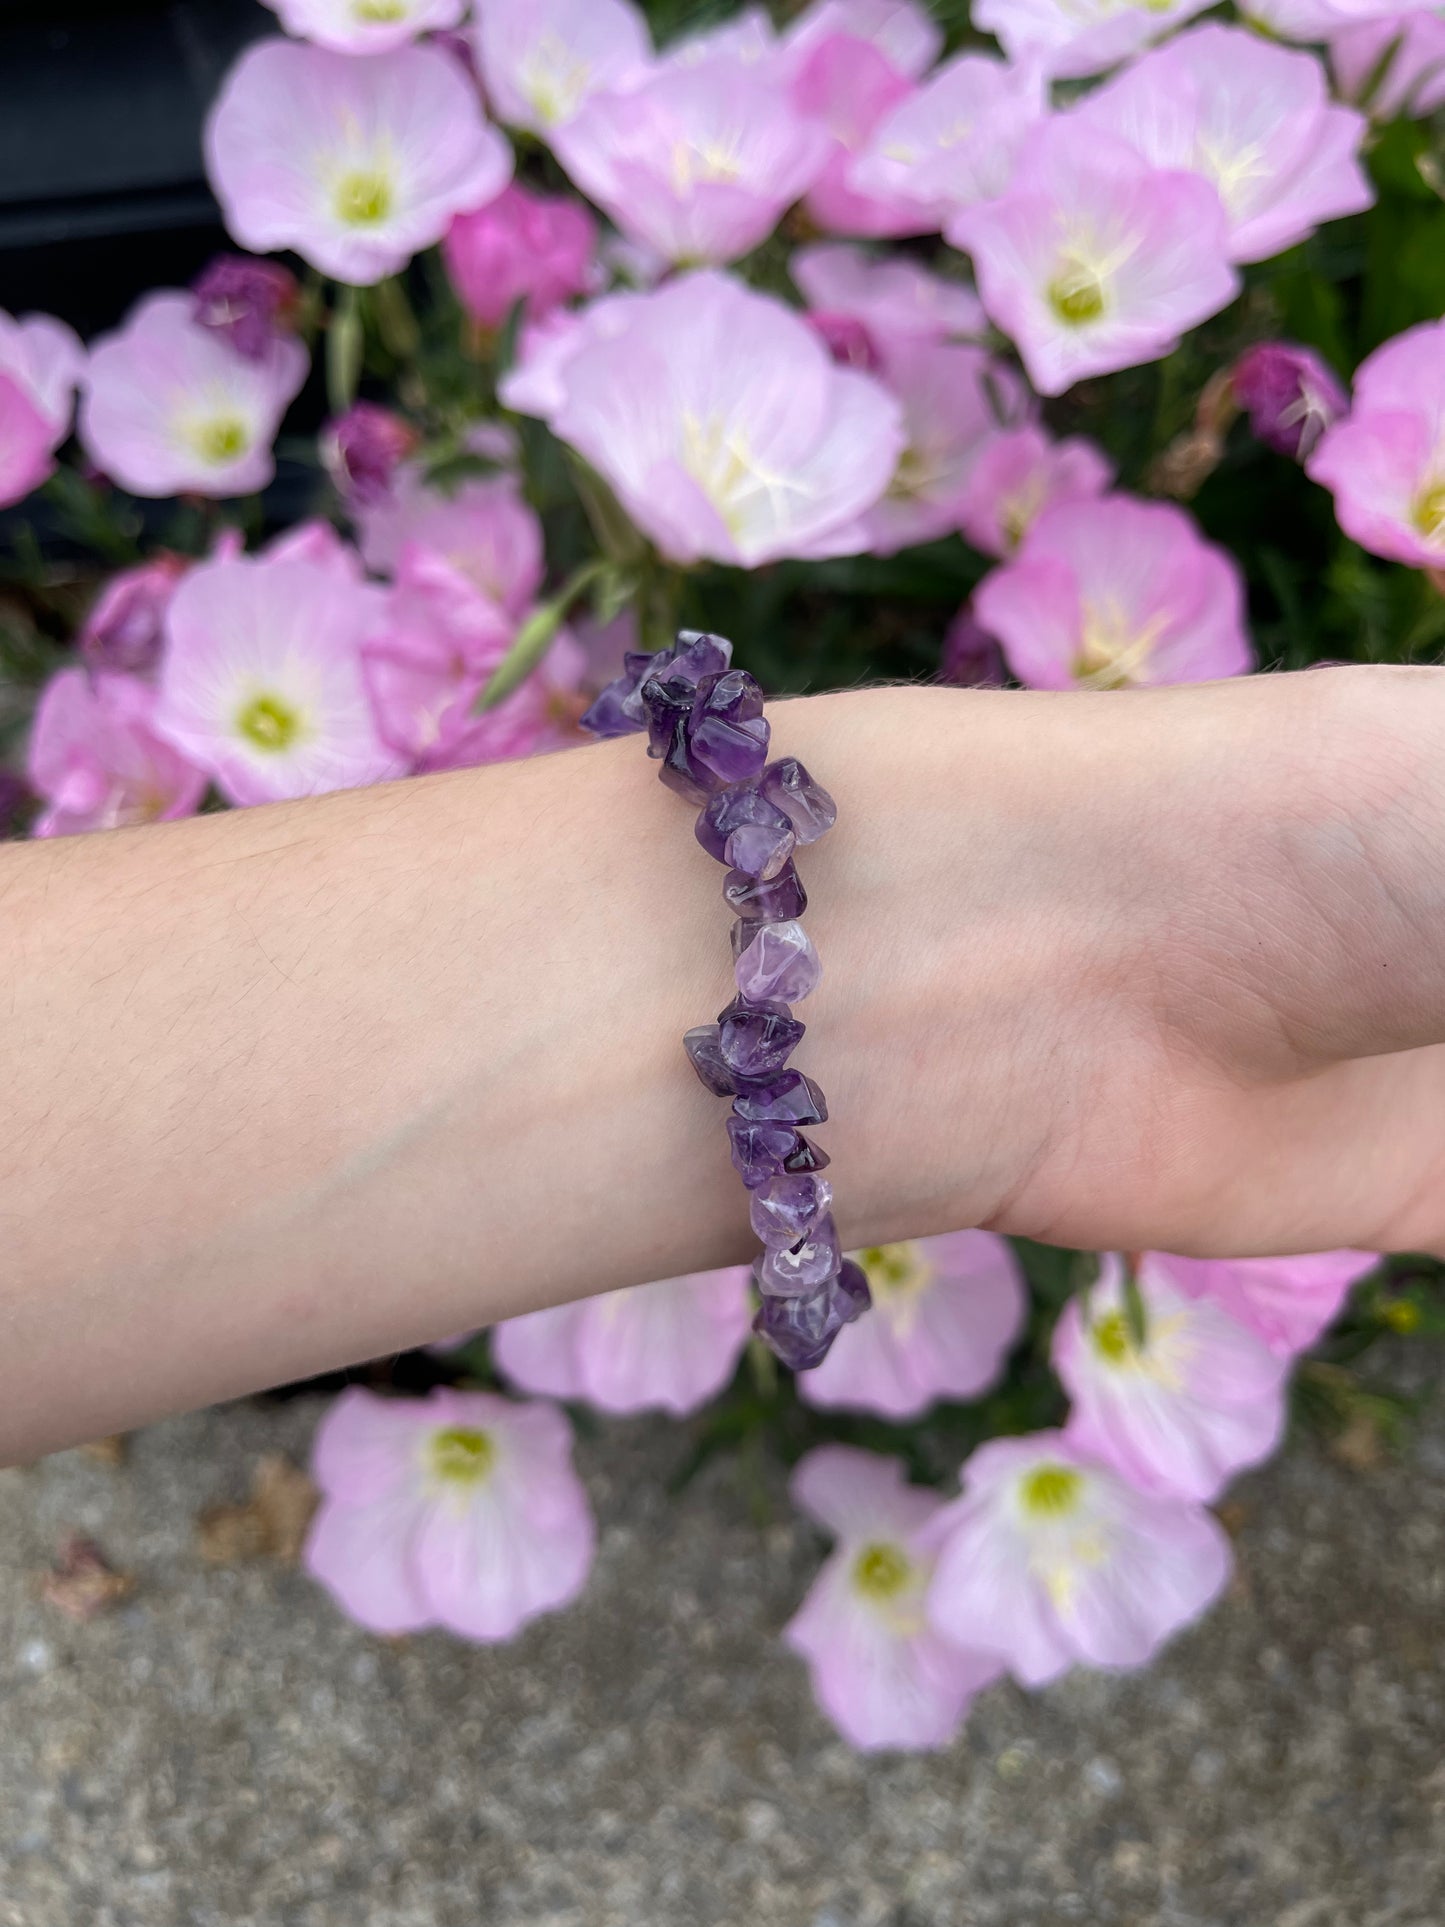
[580,630,871,1369]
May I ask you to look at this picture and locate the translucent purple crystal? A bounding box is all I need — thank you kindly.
[757,1212,841,1297]
[717,995,804,1082]
[783,1134,830,1175]
[726,1116,802,1189]
[683,1024,736,1097]
[749,1173,833,1250]
[724,862,807,923]
[640,675,697,759]
[753,1258,870,1370]
[734,919,822,1004]
[732,1070,828,1127]
[696,786,795,880]
[760,758,837,845]
[580,635,732,742]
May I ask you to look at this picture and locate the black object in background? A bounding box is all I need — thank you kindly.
[0,0,268,337]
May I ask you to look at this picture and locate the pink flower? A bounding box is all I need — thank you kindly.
[154,549,397,806]
[492,1267,754,1416]
[471,0,651,133]
[1232,342,1348,461]
[410,625,586,774]
[1244,0,1398,41]
[191,256,300,361]
[791,241,986,346]
[949,121,1240,397]
[537,271,904,567]
[304,1386,595,1640]
[974,495,1252,690]
[976,0,1213,80]
[355,471,543,613]
[0,310,82,506]
[1072,27,1372,267]
[444,183,596,328]
[496,291,645,420]
[1333,11,1445,118]
[205,39,512,285]
[27,669,206,837]
[783,0,942,81]
[848,52,1045,227]
[260,0,465,55]
[798,1233,1026,1420]
[79,291,307,498]
[322,402,420,508]
[1151,1249,1379,1358]
[924,1432,1232,1687]
[553,57,830,267]
[361,547,514,765]
[785,1447,1002,1752]
[940,607,1006,687]
[1308,319,1445,568]
[790,31,923,238]
[956,425,1113,558]
[1054,1255,1290,1503]
[861,340,1031,556]
[79,554,189,676]
[661,7,780,71]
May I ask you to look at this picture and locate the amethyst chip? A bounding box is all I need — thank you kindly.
[733,919,821,1004]
[749,1173,833,1250]
[731,1070,828,1128]
[757,1212,841,1297]
[752,1259,870,1370]
[683,1024,735,1097]
[696,785,795,880]
[726,1116,802,1189]
[760,757,837,844]
[716,995,804,1082]
[724,862,807,923]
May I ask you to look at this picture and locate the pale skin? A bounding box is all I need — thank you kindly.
[3,663,1445,1464]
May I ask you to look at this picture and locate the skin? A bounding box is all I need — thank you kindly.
[2,664,1444,1462]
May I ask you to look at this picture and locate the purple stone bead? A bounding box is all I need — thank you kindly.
[752,1258,870,1370]
[689,712,770,789]
[734,919,822,1004]
[726,1116,801,1189]
[683,1024,735,1097]
[749,1173,833,1250]
[783,1133,830,1175]
[579,648,657,739]
[724,862,807,923]
[658,718,714,804]
[732,1070,828,1127]
[717,996,804,1082]
[760,757,837,845]
[640,674,697,759]
[669,631,733,686]
[696,786,795,880]
[757,1212,841,1297]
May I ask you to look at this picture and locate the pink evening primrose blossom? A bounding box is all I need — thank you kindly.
[0,310,83,507]
[956,426,1114,559]
[79,554,189,677]
[848,53,1046,228]
[79,291,307,499]
[495,290,644,422]
[471,0,651,134]
[260,0,465,56]
[783,0,942,80]
[492,1267,754,1417]
[355,471,543,616]
[976,0,1214,81]
[791,242,986,347]
[790,31,924,238]
[444,184,597,330]
[799,1232,1026,1420]
[1242,0,1404,42]
[540,271,905,567]
[661,7,779,71]
[1150,1249,1379,1358]
[1054,1254,1290,1504]
[923,1432,1233,1687]
[861,340,1032,556]
[1232,342,1348,462]
[974,494,1251,691]
[785,1447,1002,1752]
[1308,319,1445,568]
[1333,12,1445,119]
[205,39,513,286]
[1071,27,1372,269]
[414,625,586,775]
[155,550,397,806]
[304,1386,595,1640]
[27,670,206,838]
[948,122,1240,399]
[552,57,831,268]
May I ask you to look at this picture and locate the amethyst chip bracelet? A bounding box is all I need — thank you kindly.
[579,630,870,1369]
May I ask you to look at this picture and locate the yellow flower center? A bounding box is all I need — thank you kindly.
[236,693,302,754]
[1091,1309,1134,1364]
[335,170,393,227]
[1073,599,1164,690]
[852,1541,913,1600]
[1048,270,1106,327]
[1412,483,1445,542]
[193,416,249,466]
[1020,1464,1083,1518]
[353,0,405,18]
[429,1425,495,1485]
[523,34,592,125]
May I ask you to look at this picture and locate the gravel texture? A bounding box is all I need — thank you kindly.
[1,1347,1442,1927]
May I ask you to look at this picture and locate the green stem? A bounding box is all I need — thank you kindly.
[473,559,607,714]
[373,276,421,361]
[326,285,363,417]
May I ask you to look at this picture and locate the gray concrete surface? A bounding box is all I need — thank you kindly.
[1,1347,1443,1927]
